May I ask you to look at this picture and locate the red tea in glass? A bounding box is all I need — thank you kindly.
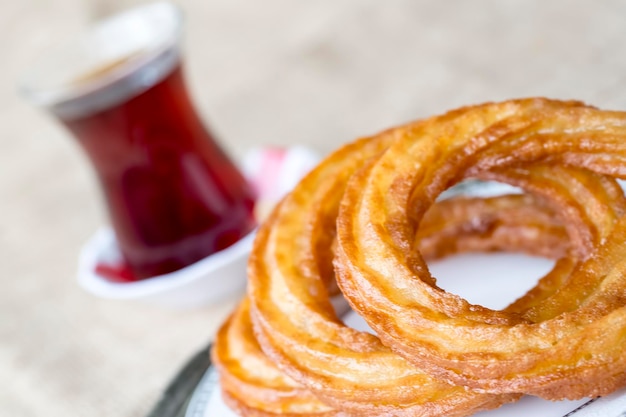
[21,3,256,280]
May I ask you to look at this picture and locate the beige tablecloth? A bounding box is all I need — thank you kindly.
[3,1,626,416]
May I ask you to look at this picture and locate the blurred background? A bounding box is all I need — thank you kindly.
[2,0,626,416]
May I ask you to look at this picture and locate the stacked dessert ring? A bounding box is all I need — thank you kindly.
[213,98,626,416]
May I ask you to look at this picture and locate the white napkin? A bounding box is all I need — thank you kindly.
[241,146,320,221]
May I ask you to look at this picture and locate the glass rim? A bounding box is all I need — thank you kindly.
[19,1,184,119]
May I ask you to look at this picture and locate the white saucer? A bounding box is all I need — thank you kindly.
[77,227,255,309]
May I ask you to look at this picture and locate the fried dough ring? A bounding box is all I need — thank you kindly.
[335,98,626,399]
[241,99,626,415]
[214,98,626,415]
[213,193,568,416]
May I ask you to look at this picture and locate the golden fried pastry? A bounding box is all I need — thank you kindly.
[335,98,626,399]
[213,98,626,416]
[214,192,572,416]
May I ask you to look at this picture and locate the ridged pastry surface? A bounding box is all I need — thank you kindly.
[213,98,626,415]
